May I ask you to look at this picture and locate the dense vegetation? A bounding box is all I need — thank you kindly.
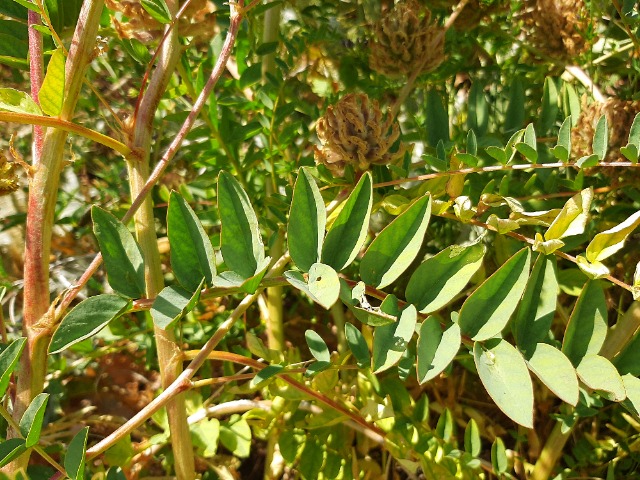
[1,0,640,478]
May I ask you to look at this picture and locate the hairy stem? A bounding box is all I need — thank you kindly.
[28,7,44,166]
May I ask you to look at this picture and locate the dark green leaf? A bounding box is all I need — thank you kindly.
[168,192,216,290]
[592,115,608,160]
[467,129,478,156]
[426,89,449,146]
[298,438,323,480]
[19,393,49,448]
[92,207,146,298]
[249,364,284,389]
[151,280,203,330]
[305,330,330,362]
[468,81,488,136]
[464,419,481,457]
[505,77,525,133]
[373,305,417,373]
[417,317,460,384]
[218,171,265,279]
[321,172,372,271]
[0,338,26,399]
[239,63,262,89]
[576,154,599,168]
[65,427,89,480]
[491,438,508,474]
[360,194,431,288]
[345,323,370,368]
[288,167,326,272]
[459,248,531,341]
[551,116,572,162]
[539,77,559,134]
[526,343,578,406]
[140,0,171,23]
[0,439,26,468]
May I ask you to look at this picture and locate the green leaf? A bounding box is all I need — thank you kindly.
[561,83,581,126]
[298,438,324,480]
[467,129,478,156]
[305,330,330,362]
[505,77,525,133]
[340,280,395,326]
[464,419,482,457]
[474,339,534,428]
[417,317,461,384]
[50,294,131,353]
[218,172,265,278]
[576,154,599,168]
[592,115,609,160]
[539,77,559,134]
[576,354,626,402]
[373,305,417,373]
[562,281,608,366]
[435,408,454,441]
[513,254,558,353]
[39,47,65,116]
[360,194,431,288]
[284,263,339,310]
[140,0,171,23]
[620,144,638,163]
[586,210,640,263]
[491,437,508,474]
[191,419,219,458]
[486,146,507,165]
[525,343,578,406]
[515,123,538,162]
[0,88,42,115]
[65,427,89,480]
[345,323,370,368]
[151,280,203,330]
[279,429,305,463]
[426,89,450,146]
[1,0,31,18]
[213,257,271,294]
[249,364,284,389]
[288,167,326,272]
[629,113,640,146]
[92,207,146,298]
[551,116,572,162]
[468,81,489,136]
[622,374,640,417]
[459,248,531,341]
[0,439,26,468]
[19,393,49,448]
[168,192,216,290]
[220,416,251,458]
[544,188,593,240]
[321,173,372,271]
[405,243,485,314]
[0,338,26,399]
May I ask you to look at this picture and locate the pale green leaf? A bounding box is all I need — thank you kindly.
[576,255,610,279]
[0,439,26,468]
[0,88,42,114]
[373,305,417,373]
[551,116,571,162]
[39,47,65,116]
[592,115,609,160]
[491,438,508,474]
[220,416,251,458]
[305,330,330,362]
[586,210,640,263]
[285,263,339,310]
[629,113,640,146]
[545,188,593,240]
[526,343,578,406]
[621,374,640,417]
[577,354,626,402]
[464,419,481,457]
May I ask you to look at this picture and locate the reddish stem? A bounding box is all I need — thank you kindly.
[28,8,44,166]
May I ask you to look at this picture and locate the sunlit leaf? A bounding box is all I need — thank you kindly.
[65,427,89,480]
[0,338,26,399]
[577,354,625,402]
[544,188,593,240]
[464,419,481,457]
[0,88,42,115]
[526,343,578,406]
[19,393,49,448]
[417,317,461,384]
[491,437,508,474]
[285,263,339,310]
[39,47,65,116]
[305,330,330,362]
[551,116,571,162]
[592,115,608,160]
[373,305,417,373]
[151,280,204,330]
[586,210,640,263]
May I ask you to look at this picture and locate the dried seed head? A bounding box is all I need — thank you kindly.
[369,0,445,79]
[0,152,19,197]
[315,93,405,176]
[523,0,594,61]
[571,97,640,161]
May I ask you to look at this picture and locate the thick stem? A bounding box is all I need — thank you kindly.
[126,1,195,477]
[6,0,105,474]
[530,420,571,480]
[28,7,44,166]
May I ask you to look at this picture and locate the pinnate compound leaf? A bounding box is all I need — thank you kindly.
[50,295,131,354]
[545,188,593,240]
[151,280,203,330]
[0,88,42,114]
[39,47,65,116]
[577,354,626,402]
[345,323,370,368]
[92,207,146,298]
[562,280,607,365]
[513,254,558,353]
[218,171,265,279]
[0,338,26,399]
[417,317,460,384]
[360,194,431,288]
[168,192,216,290]
[321,172,372,271]
[474,339,534,428]
[288,167,326,272]
[65,427,89,480]
[19,393,49,448]
[459,248,531,341]
[0,439,26,468]
[305,330,330,362]
[586,210,640,263]
[406,243,485,314]
[285,263,339,310]
[373,305,417,373]
[525,343,578,406]
[592,114,608,160]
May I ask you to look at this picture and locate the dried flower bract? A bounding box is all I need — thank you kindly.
[0,152,19,197]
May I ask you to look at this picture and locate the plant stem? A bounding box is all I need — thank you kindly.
[125,0,195,477]
[5,1,105,474]
[28,7,44,167]
[331,302,347,354]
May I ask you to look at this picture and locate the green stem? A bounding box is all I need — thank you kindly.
[5,1,105,474]
[331,302,347,354]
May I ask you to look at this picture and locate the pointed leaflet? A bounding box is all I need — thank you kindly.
[417,317,461,384]
[491,438,508,474]
[0,88,42,115]
[474,339,534,428]
[151,279,204,330]
[459,248,531,341]
[373,305,417,373]
[562,280,608,366]
[50,294,131,353]
[586,210,640,263]
[39,47,65,116]
[65,427,89,480]
[0,338,26,399]
[321,173,372,271]
[288,167,326,272]
[168,192,216,290]
[218,171,264,279]
[544,188,593,241]
[405,243,485,314]
[285,263,339,310]
[576,354,626,402]
[525,343,578,406]
[360,194,431,288]
[19,393,49,448]
[592,115,609,160]
[92,207,146,298]
[345,323,370,368]
[464,419,482,457]
[513,254,558,354]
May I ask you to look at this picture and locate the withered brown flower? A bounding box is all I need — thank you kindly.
[369,0,445,79]
[0,152,18,197]
[315,93,405,176]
